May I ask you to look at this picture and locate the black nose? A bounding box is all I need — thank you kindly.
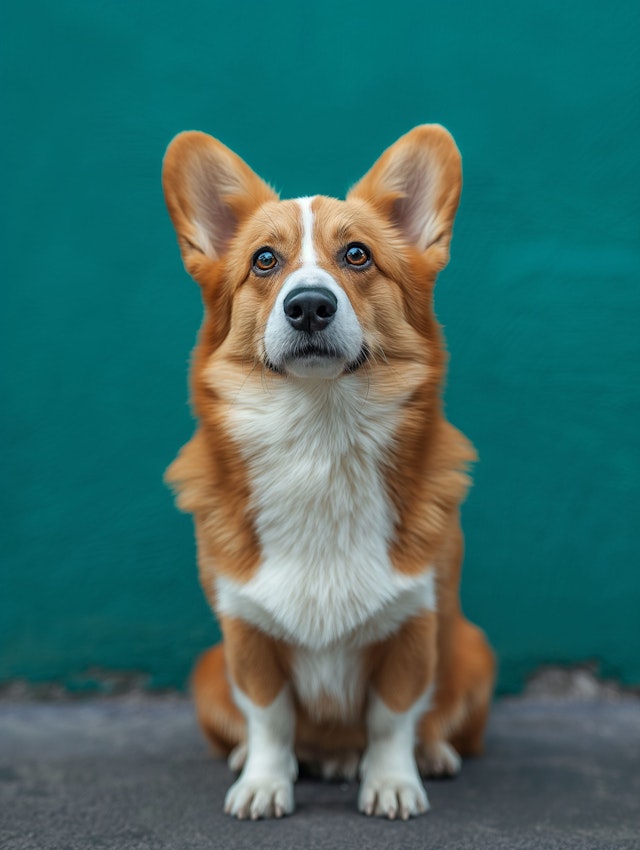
[283,287,337,332]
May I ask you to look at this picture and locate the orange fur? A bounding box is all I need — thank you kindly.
[163,125,495,815]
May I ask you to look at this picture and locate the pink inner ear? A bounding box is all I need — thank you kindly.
[185,159,245,259]
[387,152,442,251]
[190,187,237,259]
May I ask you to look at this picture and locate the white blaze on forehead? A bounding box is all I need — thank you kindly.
[295,196,318,266]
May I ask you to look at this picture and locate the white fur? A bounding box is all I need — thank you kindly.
[224,685,297,819]
[296,196,317,265]
[215,378,436,652]
[359,689,432,819]
[291,643,365,723]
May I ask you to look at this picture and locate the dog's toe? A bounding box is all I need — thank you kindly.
[416,741,462,777]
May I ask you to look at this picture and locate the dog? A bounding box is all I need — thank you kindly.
[162,124,495,821]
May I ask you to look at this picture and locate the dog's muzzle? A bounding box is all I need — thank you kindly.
[263,268,364,378]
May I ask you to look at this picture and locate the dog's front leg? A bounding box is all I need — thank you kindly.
[221,618,297,819]
[359,612,436,820]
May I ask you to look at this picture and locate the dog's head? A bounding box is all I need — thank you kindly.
[162,126,461,385]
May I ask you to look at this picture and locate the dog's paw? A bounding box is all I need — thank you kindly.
[224,775,294,820]
[358,775,429,820]
[227,742,247,773]
[302,749,361,781]
[320,749,361,781]
[416,741,462,778]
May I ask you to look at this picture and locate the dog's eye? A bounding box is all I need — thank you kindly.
[344,244,371,268]
[253,248,278,273]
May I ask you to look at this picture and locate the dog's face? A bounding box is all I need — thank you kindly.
[163,126,461,385]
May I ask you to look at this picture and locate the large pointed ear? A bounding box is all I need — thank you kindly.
[162,131,278,278]
[348,125,462,267]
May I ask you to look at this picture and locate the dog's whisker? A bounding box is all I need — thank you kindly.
[230,359,261,406]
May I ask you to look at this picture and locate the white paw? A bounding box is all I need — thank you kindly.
[416,741,462,777]
[224,775,294,820]
[358,775,429,820]
[227,742,247,773]
[318,750,361,781]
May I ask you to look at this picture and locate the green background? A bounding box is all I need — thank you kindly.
[2,0,638,694]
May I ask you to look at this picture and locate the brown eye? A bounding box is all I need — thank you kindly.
[345,243,371,267]
[253,248,277,273]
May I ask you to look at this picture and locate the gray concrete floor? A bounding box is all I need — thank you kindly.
[1,693,639,849]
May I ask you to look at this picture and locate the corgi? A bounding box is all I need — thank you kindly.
[162,125,495,821]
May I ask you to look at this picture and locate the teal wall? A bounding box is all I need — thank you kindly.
[2,1,638,694]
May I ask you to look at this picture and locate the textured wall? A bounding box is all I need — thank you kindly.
[2,0,638,693]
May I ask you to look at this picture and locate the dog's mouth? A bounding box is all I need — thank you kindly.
[264,341,368,377]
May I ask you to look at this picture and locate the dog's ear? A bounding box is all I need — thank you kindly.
[348,125,462,268]
[162,132,278,277]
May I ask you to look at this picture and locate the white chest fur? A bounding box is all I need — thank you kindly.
[215,377,435,653]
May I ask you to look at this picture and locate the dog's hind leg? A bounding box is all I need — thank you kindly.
[416,615,495,777]
[192,643,246,761]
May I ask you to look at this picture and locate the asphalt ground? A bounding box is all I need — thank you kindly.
[1,692,639,849]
